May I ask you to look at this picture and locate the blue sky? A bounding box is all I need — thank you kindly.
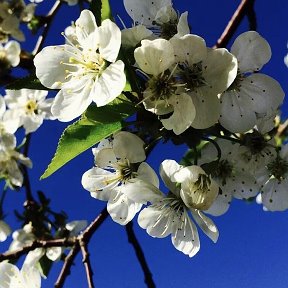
[2,0,288,287]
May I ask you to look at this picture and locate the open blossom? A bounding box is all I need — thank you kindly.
[0,133,32,188]
[0,220,11,242]
[219,31,284,133]
[0,96,19,134]
[0,41,21,72]
[34,10,126,122]
[82,131,159,225]
[4,89,54,134]
[138,160,219,257]
[134,38,196,135]
[0,262,41,288]
[123,0,189,42]
[256,144,288,211]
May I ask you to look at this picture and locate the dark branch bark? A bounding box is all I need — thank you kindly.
[126,222,156,288]
[246,0,257,30]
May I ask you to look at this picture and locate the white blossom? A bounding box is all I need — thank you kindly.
[170,34,238,129]
[0,262,41,288]
[0,220,11,242]
[34,10,126,122]
[82,131,159,225]
[219,31,284,133]
[0,133,32,188]
[4,89,54,134]
[134,38,196,135]
[138,160,219,257]
[0,41,21,70]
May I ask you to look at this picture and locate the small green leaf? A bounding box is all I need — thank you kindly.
[41,99,136,179]
[101,0,112,21]
[5,74,49,91]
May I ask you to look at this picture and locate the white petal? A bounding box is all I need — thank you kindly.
[219,90,257,133]
[107,189,142,225]
[203,48,238,93]
[161,93,196,135]
[0,220,11,242]
[95,148,117,168]
[81,167,115,201]
[138,205,173,238]
[124,178,163,204]
[23,248,45,268]
[46,247,63,261]
[75,10,97,44]
[21,265,41,288]
[261,178,288,211]
[134,39,175,75]
[5,41,21,67]
[22,115,43,134]
[240,73,284,114]
[160,159,181,193]
[171,212,200,257]
[190,90,220,129]
[190,209,219,243]
[231,31,271,72]
[98,19,121,63]
[204,188,231,216]
[51,77,94,122]
[113,131,146,163]
[121,25,153,48]
[170,34,207,65]
[0,262,20,288]
[66,220,88,236]
[34,45,74,89]
[124,0,172,25]
[92,60,126,107]
[175,12,190,37]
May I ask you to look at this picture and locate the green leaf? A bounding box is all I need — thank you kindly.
[41,98,136,179]
[5,74,50,91]
[90,0,112,26]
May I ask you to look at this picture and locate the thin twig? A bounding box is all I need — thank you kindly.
[0,238,76,262]
[246,0,257,30]
[79,238,95,288]
[54,208,109,288]
[32,0,63,55]
[214,0,256,48]
[126,222,156,288]
[54,243,80,288]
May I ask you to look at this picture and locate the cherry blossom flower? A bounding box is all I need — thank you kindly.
[4,89,54,134]
[138,160,219,257]
[34,10,126,122]
[134,38,196,135]
[0,220,11,242]
[219,31,284,133]
[170,34,238,129]
[82,131,159,225]
[0,262,41,288]
[0,41,21,72]
[0,133,32,188]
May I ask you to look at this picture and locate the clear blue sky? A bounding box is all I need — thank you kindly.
[2,0,288,287]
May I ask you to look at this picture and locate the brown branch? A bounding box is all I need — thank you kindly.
[54,207,109,288]
[0,238,76,262]
[79,238,95,288]
[54,243,80,288]
[214,0,257,48]
[32,0,63,55]
[126,222,156,288]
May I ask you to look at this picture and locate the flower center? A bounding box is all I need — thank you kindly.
[178,62,206,91]
[227,72,244,92]
[267,157,288,181]
[212,160,233,185]
[25,100,38,114]
[147,72,177,102]
[116,160,137,183]
[152,19,178,40]
[241,130,270,156]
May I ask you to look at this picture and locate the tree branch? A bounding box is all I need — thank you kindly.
[32,0,63,55]
[214,0,257,48]
[126,221,156,288]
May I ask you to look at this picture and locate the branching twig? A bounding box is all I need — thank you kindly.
[126,222,156,288]
[54,243,80,288]
[79,238,95,288]
[214,0,257,48]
